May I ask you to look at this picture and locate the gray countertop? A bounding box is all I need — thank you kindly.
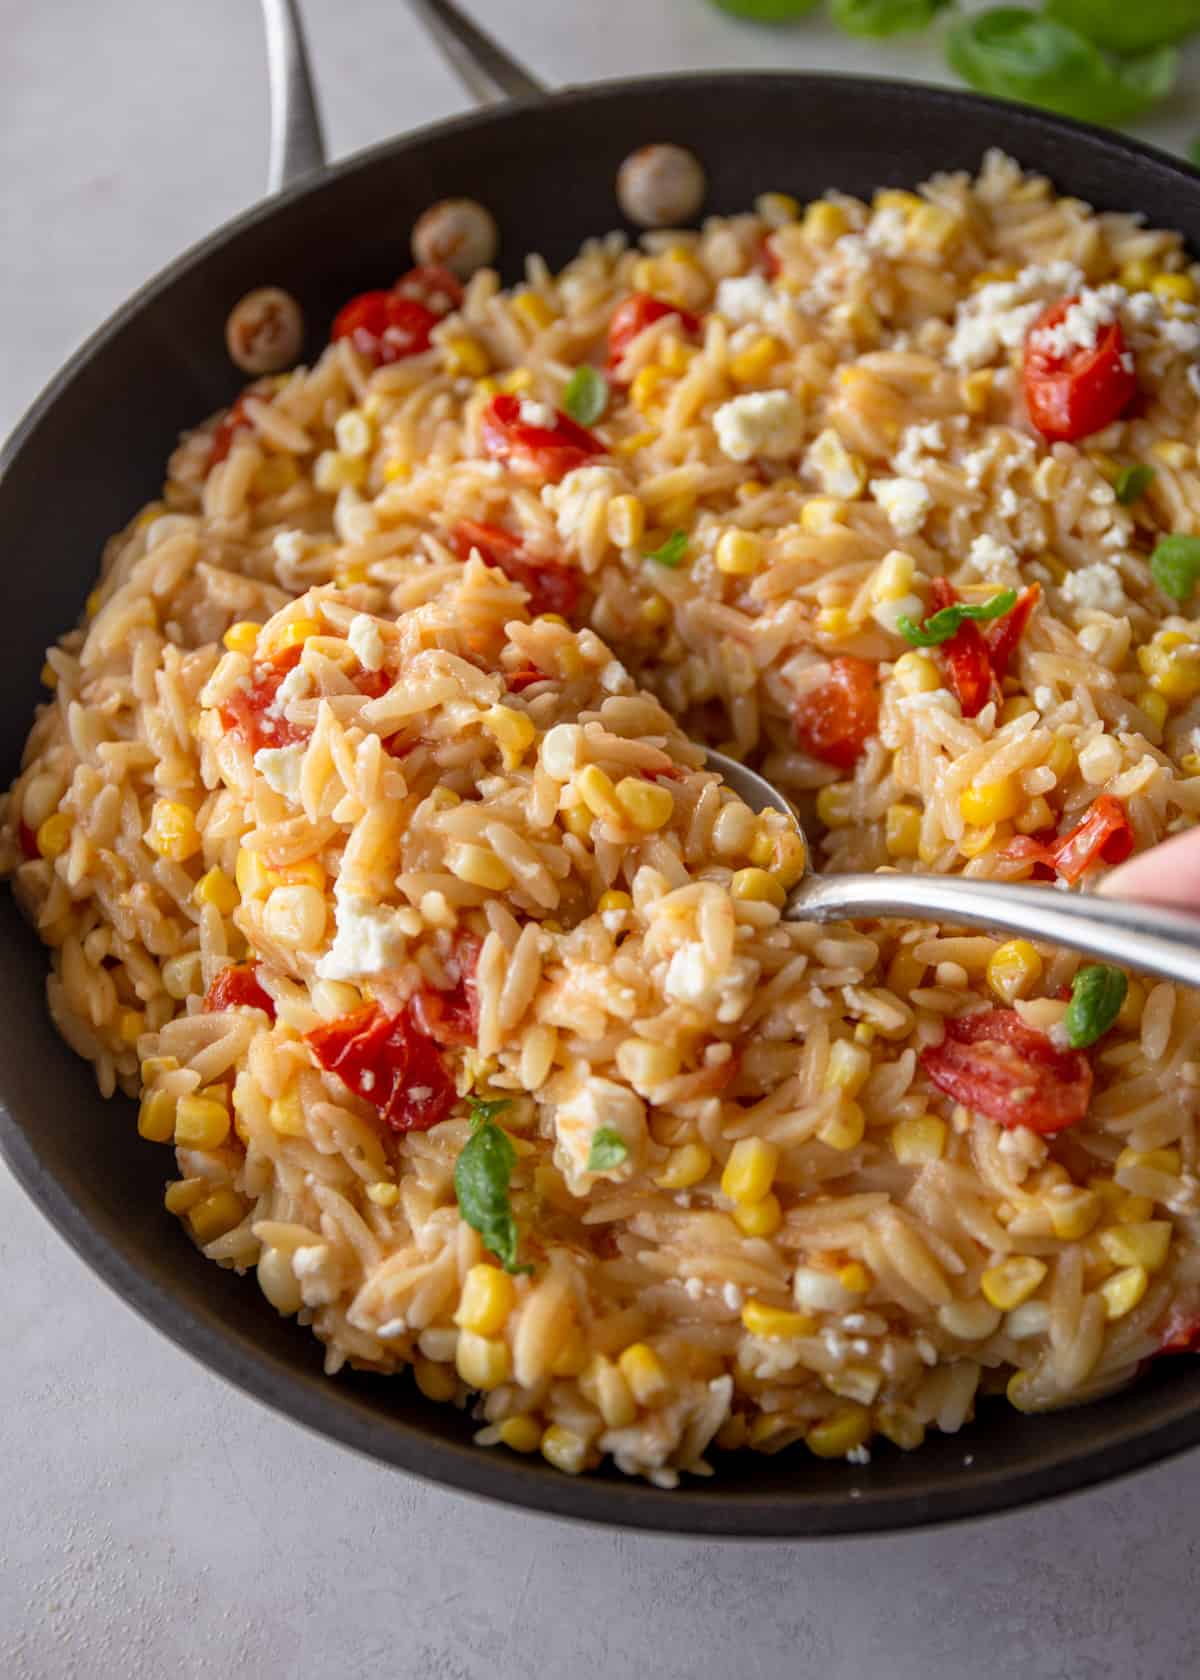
[4,4,1199,1675]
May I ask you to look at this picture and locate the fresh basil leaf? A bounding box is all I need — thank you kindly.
[831,0,951,36]
[708,0,821,18]
[946,10,1178,126]
[1114,463,1155,505]
[646,529,689,568]
[586,1127,629,1173]
[563,365,609,427]
[1064,964,1128,1048]
[897,589,1017,647]
[1150,534,1200,602]
[467,1095,511,1128]
[1045,0,1200,55]
[454,1116,529,1273]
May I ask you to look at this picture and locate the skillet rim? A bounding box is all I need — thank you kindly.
[3,68,1200,1538]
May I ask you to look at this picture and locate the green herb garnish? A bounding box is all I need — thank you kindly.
[831,0,950,36]
[455,1098,530,1274]
[898,588,1016,647]
[586,1127,630,1173]
[1150,534,1200,603]
[1064,964,1128,1048]
[1114,463,1155,505]
[1045,0,1200,55]
[563,365,609,427]
[645,529,689,568]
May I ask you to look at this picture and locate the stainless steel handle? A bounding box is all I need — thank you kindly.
[260,0,327,192]
[407,0,546,105]
[791,872,1200,990]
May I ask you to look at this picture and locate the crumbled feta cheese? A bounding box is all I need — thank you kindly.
[542,466,626,550]
[1034,685,1056,712]
[865,205,909,257]
[1163,317,1200,353]
[946,261,1085,370]
[1187,365,1200,399]
[722,1282,745,1312]
[1029,288,1117,359]
[1061,561,1125,613]
[315,894,410,981]
[1126,290,1158,326]
[713,391,806,463]
[967,533,1017,575]
[518,398,555,428]
[684,1276,705,1301]
[805,427,864,497]
[272,528,308,566]
[254,742,306,801]
[663,941,759,1022]
[347,613,385,672]
[275,663,312,708]
[377,1318,407,1338]
[846,1445,872,1465]
[553,1077,645,1195]
[715,274,785,330]
[893,421,944,476]
[870,475,933,539]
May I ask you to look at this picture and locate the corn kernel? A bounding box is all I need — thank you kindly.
[1116,1194,1155,1224]
[892,650,940,696]
[999,696,1037,725]
[614,428,658,456]
[137,1089,177,1144]
[910,202,960,251]
[272,616,322,654]
[85,587,103,618]
[313,450,367,493]
[639,593,669,627]
[730,867,785,908]
[1150,271,1196,304]
[366,1180,399,1208]
[801,496,845,534]
[617,1342,670,1405]
[729,335,781,386]
[771,830,807,889]
[875,1405,925,1451]
[598,889,633,914]
[960,778,1021,826]
[561,802,592,840]
[35,811,72,860]
[854,1022,876,1047]
[448,843,512,891]
[116,1007,144,1046]
[892,1115,946,1164]
[1138,689,1169,733]
[174,1093,231,1150]
[444,334,491,377]
[987,939,1043,1004]
[1046,737,1075,779]
[498,366,533,394]
[1152,438,1192,470]
[497,1415,542,1454]
[823,1038,872,1097]
[580,1354,637,1429]
[655,1141,712,1190]
[481,703,536,770]
[806,1405,870,1459]
[1098,1221,1171,1272]
[235,847,272,900]
[1119,258,1155,292]
[187,1188,245,1245]
[802,201,848,245]
[1006,1370,1039,1412]
[737,480,764,502]
[817,1098,866,1152]
[414,1357,458,1402]
[741,1299,816,1340]
[512,290,555,331]
[816,783,854,829]
[382,457,408,483]
[540,1424,592,1475]
[885,803,922,859]
[254,454,300,496]
[456,1263,518,1336]
[732,1193,783,1237]
[871,549,915,604]
[756,190,800,226]
[1100,1264,1149,1321]
[268,1090,306,1138]
[193,866,239,914]
[614,776,674,832]
[815,606,850,638]
[630,366,665,415]
[874,188,921,214]
[962,369,993,415]
[981,1255,1047,1311]
[146,800,200,863]
[721,1136,778,1204]
[837,1262,871,1295]
[456,1329,511,1391]
[40,661,58,690]
[575,764,623,825]
[715,529,764,576]
[1117,1146,1180,1177]
[608,494,645,550]
[335,561,368,589]
[658,336,694,375]
[1047,1186,1102,1241]
[616,1038,681,1089]
[163,1177,209,1216]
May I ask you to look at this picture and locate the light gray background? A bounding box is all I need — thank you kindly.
[4,3,1200,1675]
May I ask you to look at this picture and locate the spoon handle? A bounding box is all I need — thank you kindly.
[789,872,1200,989]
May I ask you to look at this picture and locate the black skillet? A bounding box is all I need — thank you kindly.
[2,0,1199,1536]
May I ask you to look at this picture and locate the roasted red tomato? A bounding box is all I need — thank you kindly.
[1024,298,1137,443]
[219,645,307,753]
[606,293,701,376]
[307,1001,456,1132]
[408,936,481,1047]
[921,1008,1092,1134]
[452,518,583,619]
[331,289,439,366]
[1004,794,1133,884]
[759,236,783,280]
[394,264,464,315]
[925,579,993,719]
[984,583,1041,681]
[203,963,276,1021]
[1158,1310,1200,1355]
[794,655,878,770]
[480,393,604,483]
[209,392,254,468]
[504,665,551,693]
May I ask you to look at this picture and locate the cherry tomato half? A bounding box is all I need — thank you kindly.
[219,645,307,754]
[1024,297,1137,443]
[307,1001,457,1133]
[452,518,583,619]
[606,293,701,377]
[794,655,878,770]
[408,936,481,1048]
[1003,794,1133,885]
[921,1007,1092,1134]
[331,290,440,367]
[479,393,604,484]
[203,963,277,1021]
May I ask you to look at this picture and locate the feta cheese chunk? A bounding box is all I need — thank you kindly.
[870,476,933,539]
[715,275,785,331]
[1061,561,1125,614]
[254,742,306,802]
[347,613,385,672]
[518,398,556,429]
[553,1077,646,1195]
[663,941,759,1023]
[275,663,312,708]
[314,894,410,981]
[713,391,806,463]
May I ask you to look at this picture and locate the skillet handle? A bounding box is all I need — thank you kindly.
[260,0,327,193]
[407,0,546,106]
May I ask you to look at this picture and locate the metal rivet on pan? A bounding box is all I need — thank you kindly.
[225,287,305,374]
[412,198,499,280]
[616,144,707,229]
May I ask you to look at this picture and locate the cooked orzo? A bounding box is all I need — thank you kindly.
[9,148,1200,1485]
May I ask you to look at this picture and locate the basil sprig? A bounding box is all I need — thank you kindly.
[1045,0,1200,54]
[831,0,950,35]
[1150,534,1200,603]
[898,588,1016,648]
[586,1127,629,1173]
[1064,964,1128,1048]
[1114,463,1155,506]
[453,1097,531,1274]
[645,529,689,568]
[563,365,609,427]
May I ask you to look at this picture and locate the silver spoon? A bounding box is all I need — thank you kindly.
[706,750,1200,990]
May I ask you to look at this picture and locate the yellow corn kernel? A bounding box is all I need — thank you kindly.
[163,1177,210,1216]
[1152,438,1192,470]
[382,457,409,483]
[481,703,536,770]
[959,778,1021,826]
[268,1090,306,1138]
[885,803,922,859]
[854,1022,876,1047]
[1087,450,1121,485]
[455,1329,511,1391]
[274,858,325,894]
[892,651,939,696]
[817,1098,866,1152]
[875,1405,925,1452]
[910,203,960,252]
[999,696,1037,725]
[756,190,800,225]
[1016,796,1055,837]
[572,766,619,826]
[85,586,105,619]
[655,1141,712,1190]
[456,1264,518,1336]
[823,1037,872,1098]
[614,776,674,832]
[496,366,533,395]
[366,1180,399,1208]
[654,492,695,530]
[732,1193,783,1237]
[987,939,1043,1005]
[741,1300,816,1340]
[638,594,670,630]
[747,827,776,869]
[550,1325,588,1378]
[1116,1194,1155,1224]
[313,450,367,493]
[1098,1221,1171,1272]
[715,529,764,576]
[981,1255,1047,1311]
[1138,689,1169,734]
[770,830,807,890]
[146,800,200,863]
[413,1357,458,1402]
[540,1424,592,1475]
[874,188,921,214]
[448,843,513,891]
[1006,1370,1039,1412]
[561,802,592,841]
[598,889,633,914]
[737,480,765,503]
[193,866,239,915]
[815,606,850,638]
[512,290,555,331]
[630,366,665,415]
[607,494,645,550]
[1100,1264,1149,1321]
[806,1405,871,1459]
[497,1415,542,1454]
[40,660,59,690]
[957,823,997,861]
[656,335,694,376]
[335,561,368,589]
[254,454,300,496]
[801,496,844,534]
[1117,1146,1180,1177]
[721,1136,779,1204]
[730,867,786,908]
[618,1342,670,1405]
[616,1038,680,1089]
[1047,1186,1102,1241]
[816,783,854,829]
[272,616,322,654]
[838,1262,871,1296]
[962,368,994,415]
[235,847,272,900]
[137,1089,177,1144]
[35,812,72,860]
[1150,271,1196,304]
[222,619,261,657]
[116,1007,144,1046]
[871,549,914,604]
[187,1188,245,1246]
[892,1115,946,1164]
[1119,257,1155,292]
[729,335,781,386]
[444,334,491,377]
[614,428,658,457]
[580,1354,637,1430]
[1045,736,1075,779]
[802,200,848,245]
[173,1093,231,1151]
